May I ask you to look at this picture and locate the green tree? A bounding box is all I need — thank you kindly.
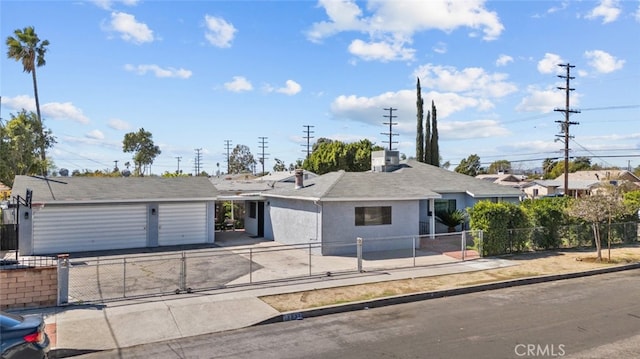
[468,201,530,256]
[455,154,482,176]
[624,190,640,216]
[416,77,424,162]
[566,185,628,261]
[6,26,50,165]
[487,160,512,174]
[542,158,557,179]
[122,128,161,176]
[228,144,256,174]
[521,197,569,249]
[273,158,286,172]
[428,100,439,166]
[0,110,55,186]
[304,139,383,175]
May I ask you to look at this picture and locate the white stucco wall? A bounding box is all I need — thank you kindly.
[243,201,258,237]
[321,200,419,255]
[266,197,320,246]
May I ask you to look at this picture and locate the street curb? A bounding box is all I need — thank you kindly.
[256,262,640,325]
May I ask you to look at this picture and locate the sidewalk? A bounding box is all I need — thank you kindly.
[32,257,515,357]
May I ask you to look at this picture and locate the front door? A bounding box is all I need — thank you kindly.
[147,204,159,247]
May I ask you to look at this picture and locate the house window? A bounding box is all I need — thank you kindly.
[249,202,257,219]
[434,199,456,213]
[533,188,539,196]
[355,206,392,226]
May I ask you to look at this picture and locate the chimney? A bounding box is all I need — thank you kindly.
[294,169,304,189]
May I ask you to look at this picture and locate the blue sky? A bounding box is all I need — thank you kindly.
[1,0,639,176]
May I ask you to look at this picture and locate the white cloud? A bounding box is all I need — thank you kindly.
[107,118,131,131]
[204,15,236,48]
[585,0,621,24]
[276,80,302,95]
[224,76,253,92]
[3,95,89,124]
[584,50,625,73]
[41,102,90,124]
[109,12,154,44]
[307,0,503,62]
[537,53,564,74]
[433,42,447,54]
[515,85,580,113]
[414,64,517,98]
[348,39,415,62]
[91,0,139,10]
[496,54,513,67]
[86,130,105,140]
[123,64,192,78]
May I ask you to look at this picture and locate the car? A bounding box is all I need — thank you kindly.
[0,311,50,359]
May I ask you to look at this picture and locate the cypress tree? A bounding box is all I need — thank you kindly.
[424,110,431,164]
[430,100,440,166]
[416,78,424,162]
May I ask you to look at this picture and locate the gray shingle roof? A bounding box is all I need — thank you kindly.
[11,175,218,204]
[263,160,523,201]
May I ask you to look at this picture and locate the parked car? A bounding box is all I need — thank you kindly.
[0,311,49,359]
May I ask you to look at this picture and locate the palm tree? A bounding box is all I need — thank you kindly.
[6,26,50,165]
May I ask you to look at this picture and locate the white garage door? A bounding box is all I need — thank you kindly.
[158,203,208,246]
[32,205,147,255]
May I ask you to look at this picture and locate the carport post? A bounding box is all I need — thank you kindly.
[57,254,69,306]
[180,252,187,292]
[413,237,416,267]
[357,237,363,273]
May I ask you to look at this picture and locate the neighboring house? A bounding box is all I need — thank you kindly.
[241,151,523,255]
[475,173,526,188]
[551,170,640,197]
[12,176,218,255]
[522,180,562,199]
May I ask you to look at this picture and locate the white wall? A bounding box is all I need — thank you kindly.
[321,200,419,255]
[266,198,320,246]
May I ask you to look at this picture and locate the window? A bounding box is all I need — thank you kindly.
[249,202,257,219]
[434,199,456,213]
[355,206,392,226]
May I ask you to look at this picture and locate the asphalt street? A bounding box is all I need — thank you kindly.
[69,269,640,359]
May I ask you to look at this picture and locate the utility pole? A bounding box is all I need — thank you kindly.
[554,63,580,196]
[175,156,182,174]
[224,140,232,174]
[302,125,315,159]
[382,107,398,151]
[258,136,269,175]
[194,148,202,176]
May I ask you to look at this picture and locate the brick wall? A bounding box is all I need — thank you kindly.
[0,266,57,310]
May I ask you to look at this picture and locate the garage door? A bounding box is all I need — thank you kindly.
[32,205,147,255]
[158,203,208,246]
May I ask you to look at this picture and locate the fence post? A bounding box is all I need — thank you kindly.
[180,252,187,292]
[308,243,312,277]
[461,231,466,261]
[412,237,416,267]
[57,254,69,306]
[479,230,484,258]
[249,248,253,284]
[357,237,363,273]
[123,258,127,298]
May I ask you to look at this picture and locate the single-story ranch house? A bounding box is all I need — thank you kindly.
[13,151,523,256]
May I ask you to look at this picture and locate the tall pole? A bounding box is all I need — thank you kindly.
[258,136,269,175]
[224,140,232,174]
[194,148,202,175]
[302,125,315,159]
[382,107,398,151]
[554,63,580,196]
[175,156,182,174]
